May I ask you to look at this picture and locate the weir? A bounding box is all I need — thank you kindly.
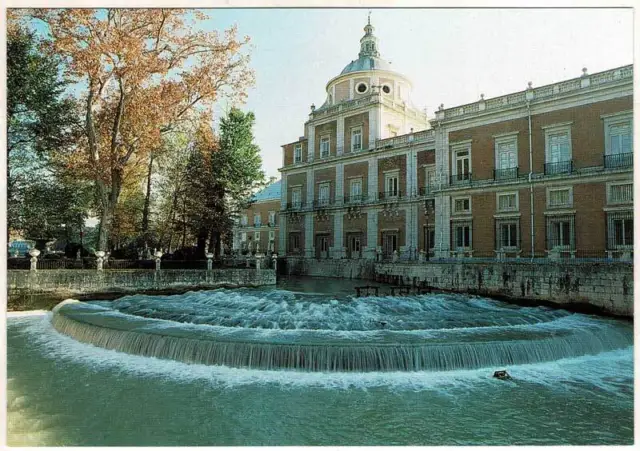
[50,291,633,373]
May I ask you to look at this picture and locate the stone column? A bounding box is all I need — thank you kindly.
[367,156,378,202]
[271,253,278,271]
[28,248,40,271]
[335,162,344,205]
[336,116,345,156]
[255,253,263,270]
[365,209,379,260]
[304,213,314,258]
[406,148,418,197]
[332,212,345,259]
[206,253,214,270]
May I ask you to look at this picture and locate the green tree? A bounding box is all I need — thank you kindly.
[7,24,80,236]
[183,109,265,257]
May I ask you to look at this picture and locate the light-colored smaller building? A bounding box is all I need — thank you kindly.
[232,180,281,254]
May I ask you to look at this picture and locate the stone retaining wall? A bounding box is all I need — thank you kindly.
[284,258,633,317]
[8,269,276,296]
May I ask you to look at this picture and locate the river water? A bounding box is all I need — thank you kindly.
[6,277,634,445]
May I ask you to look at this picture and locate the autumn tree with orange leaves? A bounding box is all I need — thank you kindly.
[27,9,255,251]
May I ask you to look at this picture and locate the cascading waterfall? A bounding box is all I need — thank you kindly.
[50,290,633,373]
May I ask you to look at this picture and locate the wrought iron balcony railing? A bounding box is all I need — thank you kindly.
[493,167,519,181]
[378,190,402,200]
[344,194,365,204]
[449,173,472,185]
[286,202,303,210]
[419,186,437,196]
[544,160,573,175]
[604,152,633,169]
[313,198,334,208]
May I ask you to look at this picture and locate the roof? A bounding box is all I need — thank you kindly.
[340,56,393,75]
[251,180,281,203]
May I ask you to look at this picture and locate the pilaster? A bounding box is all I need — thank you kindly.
[367,156,378,202]
[405,203,419,258]
[365,209,379,259]
[336,116,345,156]
[278,216,287,254]
[335,162,344,205]
[280,175,288,210]
[307,123,315,162]
[306,168,314,206]
[332,212,345,259]
[304,213,314,257]
[435,194,451,258]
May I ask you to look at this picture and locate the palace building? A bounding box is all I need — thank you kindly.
[242,19,634,261]
[233,180,281,254]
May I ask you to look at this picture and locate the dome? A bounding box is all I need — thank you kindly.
[340,56,393,75]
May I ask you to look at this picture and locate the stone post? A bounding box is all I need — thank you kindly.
[95,250,105,271]
[246,256,251,268]
[255,253,263,270]
[271,253,278,271]
[29,248,41,271]
[206,252,214,270]
[419,249,425,263]
[392,250,399,263]
[154,250,163,271]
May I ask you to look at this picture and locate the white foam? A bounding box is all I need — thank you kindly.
[8,315,634,393]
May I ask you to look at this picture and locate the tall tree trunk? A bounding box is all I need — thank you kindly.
[97,170,123,252]
[141,153,154,244]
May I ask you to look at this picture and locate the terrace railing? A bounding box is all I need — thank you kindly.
[604,152,633,169]
[544,160,573,175]
[493,167,519,181]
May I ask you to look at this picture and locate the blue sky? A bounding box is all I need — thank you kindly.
[26,8,634,179]
[202,8,632,178]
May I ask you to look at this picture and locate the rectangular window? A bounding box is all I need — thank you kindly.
[454,149,471,181]
[544,125,572,174]
[349,178,363,203]
[291,188,302,208]
[608,183,633,204]
[320,136,330,158]
[318,235,329,252]
[294,144,302,163]
[547,132,570,163]
[497,193,518,212]
[424,167,436,193]
[547,187,572,208]
[453,197,470,214]
[609,123,632,155]
[318,182,331,206]
[351,127,362,152]
[607,212,633,248]
[289,233,301,252]
[384,173,399,197]
[254,214,261,226]
[254,231,260,241]
[546,215,575,250]
[269,211,276,225]
[241,215,248,226]
[269,230,275,241]
[496,220,519,249]
[453,222,472,249]
[495,137,518,179]
[382,232,398,257]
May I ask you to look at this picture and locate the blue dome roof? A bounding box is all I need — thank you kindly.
[340,56,392,75]
[251,180,281,202]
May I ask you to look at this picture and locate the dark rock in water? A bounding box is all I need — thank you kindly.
[493,370,511,380]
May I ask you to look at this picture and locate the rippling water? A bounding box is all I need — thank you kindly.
[6,278,635,445]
